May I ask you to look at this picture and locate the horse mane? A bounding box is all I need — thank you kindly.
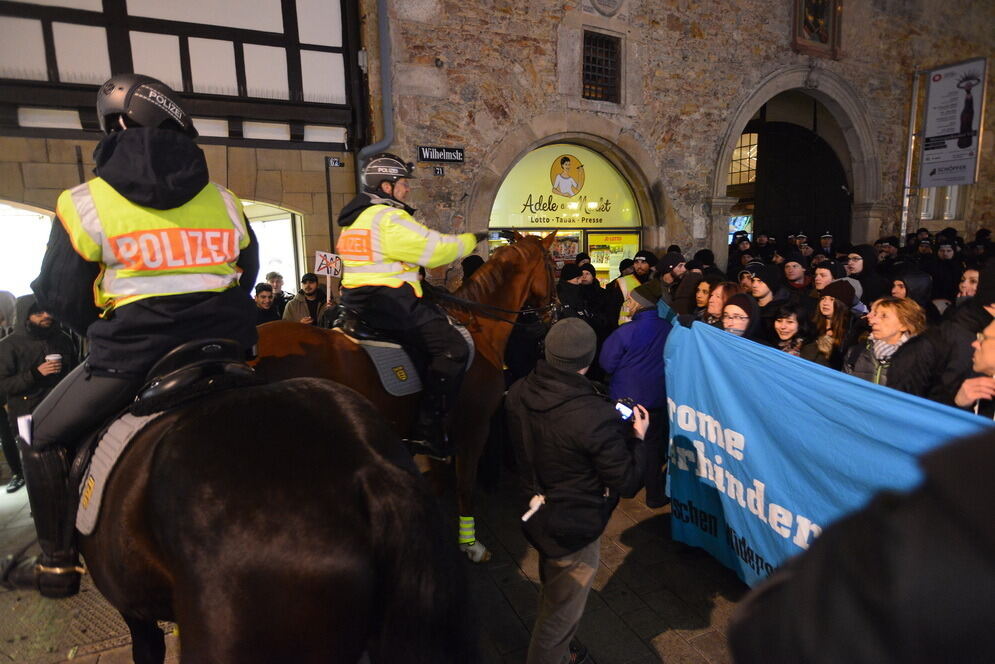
[443,240,541,320]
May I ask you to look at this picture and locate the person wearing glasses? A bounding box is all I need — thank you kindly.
[721,293,766,343]
[844,245,889,307]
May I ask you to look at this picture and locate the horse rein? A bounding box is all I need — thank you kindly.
[436,243,561,327]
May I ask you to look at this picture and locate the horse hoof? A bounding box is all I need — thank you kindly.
[460,540,491,563]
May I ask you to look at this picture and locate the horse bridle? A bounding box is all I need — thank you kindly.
[436,243,561,327]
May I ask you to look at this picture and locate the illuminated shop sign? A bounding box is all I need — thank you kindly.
[489,143,640,228]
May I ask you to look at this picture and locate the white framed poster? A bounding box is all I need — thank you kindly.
[919,57,987,187]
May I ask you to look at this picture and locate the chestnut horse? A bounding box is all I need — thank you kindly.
[80,377,474,664]
[252,231,558,562]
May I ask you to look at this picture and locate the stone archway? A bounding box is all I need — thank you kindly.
[466,111,673,251]
[709,64,886,263]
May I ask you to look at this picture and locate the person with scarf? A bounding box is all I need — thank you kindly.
[844,297,927,387]
[770,302,827,365]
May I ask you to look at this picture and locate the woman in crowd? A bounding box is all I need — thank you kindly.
[943,264,983,322]
[770,302,827,365]
[693,275,723,320]
[810,279,856,369]
[722,292,766,342]
[844,297,927,387]
[702,281,743,327]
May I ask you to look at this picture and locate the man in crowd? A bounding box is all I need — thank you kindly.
[266,271,291,317]
[606,250,656,327]
[817,231,835,258]
[506,318,648,664]
[254,283,281,324]
[0,297,77,494]
[282,273,329,325]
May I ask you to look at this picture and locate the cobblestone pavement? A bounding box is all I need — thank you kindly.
[0,463,746,663]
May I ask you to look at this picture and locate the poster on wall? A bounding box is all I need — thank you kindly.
[489,144,642,229]
[919,57,988,188]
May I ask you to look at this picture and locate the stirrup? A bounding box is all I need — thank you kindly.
[36,562,86,575]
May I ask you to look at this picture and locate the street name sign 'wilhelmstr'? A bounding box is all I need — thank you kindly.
[417,146,464,163]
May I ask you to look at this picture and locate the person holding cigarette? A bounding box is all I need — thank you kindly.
[0,296,76,493]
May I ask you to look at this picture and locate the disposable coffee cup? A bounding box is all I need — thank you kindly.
[45,354,62,364]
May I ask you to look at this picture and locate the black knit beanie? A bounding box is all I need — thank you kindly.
[544,318,597,372]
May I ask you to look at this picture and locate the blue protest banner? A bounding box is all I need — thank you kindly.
[660,305,994,587]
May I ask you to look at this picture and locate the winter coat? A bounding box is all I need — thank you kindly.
[599,308,672,409]
[282,291,330,325]
[887,300,989,406]
[0,295,78,417]
[505,360,646,554]
[843,335,925,387]
[31,128,259,377]
[728,430,995,664]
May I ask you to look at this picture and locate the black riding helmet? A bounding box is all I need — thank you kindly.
[361,153,415,192]
[96,74,198,139]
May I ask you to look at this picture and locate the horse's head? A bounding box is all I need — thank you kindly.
[504,230,560,323]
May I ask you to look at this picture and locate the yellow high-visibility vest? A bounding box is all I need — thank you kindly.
[56,177,249,313]
[336,203,476,297]
[617,273,643,325]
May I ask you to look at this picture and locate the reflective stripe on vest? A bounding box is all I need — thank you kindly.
[617,274,642,325]
[57,178,248,312]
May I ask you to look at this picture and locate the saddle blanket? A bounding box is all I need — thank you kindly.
[334,323,474,397]
[77,411,163,536]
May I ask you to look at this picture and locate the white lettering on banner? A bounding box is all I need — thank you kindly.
[669,397,823,550]
[109,227,237,271]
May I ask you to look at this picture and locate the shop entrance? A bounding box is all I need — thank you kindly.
[487,143,642,283]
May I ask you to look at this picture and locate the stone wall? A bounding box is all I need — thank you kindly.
[361,0,995,256]
[0,136,353,270]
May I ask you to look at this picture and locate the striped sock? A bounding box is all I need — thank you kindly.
[458,515,475,545]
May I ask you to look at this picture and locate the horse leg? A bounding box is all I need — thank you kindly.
[123,615,165,664]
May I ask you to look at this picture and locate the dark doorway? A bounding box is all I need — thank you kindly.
[753,121,851,247]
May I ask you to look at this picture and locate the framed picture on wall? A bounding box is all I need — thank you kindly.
[792,0,842,59]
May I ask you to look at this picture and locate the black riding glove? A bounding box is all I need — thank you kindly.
[497,230,517,241]
[473,232,490,243]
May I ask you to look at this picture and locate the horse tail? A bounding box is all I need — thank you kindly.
[359,459,477,663]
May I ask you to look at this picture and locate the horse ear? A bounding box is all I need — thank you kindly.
[513,230,525,242]
[541,230,558,250]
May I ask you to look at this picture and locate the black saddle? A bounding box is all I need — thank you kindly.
[131,338,261,416]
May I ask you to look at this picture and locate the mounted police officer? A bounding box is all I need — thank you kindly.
[1,74,258,597]
[336,154,487,459]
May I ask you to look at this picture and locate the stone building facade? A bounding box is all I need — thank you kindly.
[361,0,995,264]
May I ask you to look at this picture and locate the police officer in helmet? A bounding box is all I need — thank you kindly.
[1,74,258,597]
[337,154,487,459]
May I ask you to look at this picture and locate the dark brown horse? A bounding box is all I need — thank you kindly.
[80,377,474,664]
[252,231,558,562]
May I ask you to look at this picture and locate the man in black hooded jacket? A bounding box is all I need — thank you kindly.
[506,318,648,664]
[0,296,77,493]
[1,74,258,598]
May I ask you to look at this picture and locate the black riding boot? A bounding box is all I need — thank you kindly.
[2,440,81,598]
[405,373,455,460]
